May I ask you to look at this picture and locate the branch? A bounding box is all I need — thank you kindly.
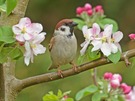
[0,0,29,26]
[18,49,135,90]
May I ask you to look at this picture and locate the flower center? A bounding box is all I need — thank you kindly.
[21,27,26,34]
[101,36,107,42]
[31,44,36,48]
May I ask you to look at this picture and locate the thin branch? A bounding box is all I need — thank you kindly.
[17,49,135,90]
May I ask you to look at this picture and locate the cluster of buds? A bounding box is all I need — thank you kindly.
[104,72,131,94]
[76,3,104,16]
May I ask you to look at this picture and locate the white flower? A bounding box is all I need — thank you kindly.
[80,23,101,55]
[24,32,46,66]
[12,17,43,42]
[91,24,123,56]
[91,24,113,56]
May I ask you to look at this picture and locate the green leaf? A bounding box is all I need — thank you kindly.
[0,47,23,63]
[92,92,108,101]
[43,91,59,101]
[77,55,86,65]
[108,51,121,64]
[6,0,17,15]
[75,85,98,101]
[0,26,15,43]
[57,89,63,98]
[0,0,5,5]
[87,46,101,61]
[97,18,118,32]
[72,18,85,30]
[0,3,6,12]
[66,98,74,101]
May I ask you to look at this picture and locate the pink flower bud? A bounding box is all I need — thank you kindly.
[87,9,93,16]
[112,74,122,82]
[120,83,132,94]
[129,34,135,40]
[104,72,113,80]
[76,7,83,15]
[110,79,120,89]
[84,3,92,11]
[95,5,104,14]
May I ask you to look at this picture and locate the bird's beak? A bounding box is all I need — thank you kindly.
[71,22,78,27]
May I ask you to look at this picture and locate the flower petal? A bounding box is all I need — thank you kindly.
[23,33,33,41]
[103,24,113,37]
[32,44,46,55]
[91,40,102,51]
[16,34,25,42]
[110,43,118,53]
[80,41,89,56]
[24,42,32,66]
[92,23,100,35]
[101,43,111,56]
[115,43,122,52]
[12,25,22,35]
[33,32,46,44]
[19,17,31,28]
[31,23,43,33]
[82,25,88,35]
[113,31,123,42]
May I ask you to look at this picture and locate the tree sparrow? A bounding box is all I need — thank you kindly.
[48,19,78,77]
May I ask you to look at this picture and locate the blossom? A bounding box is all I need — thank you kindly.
[12,17,43,42]
[91,24,113,56]
[125,87,135,101]
[24,32,46,66]
[76,7,83,15]
[95,5,104,14]
[13,17,46,66]
[104,72,113,80]
[110,79,120,89]
[120,83,132,94]
[112,74,122,82]
[129,34,135,40]
[91,24,123,56]
[80,23,100,55]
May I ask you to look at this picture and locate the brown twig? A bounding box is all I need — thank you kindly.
[16,49,135,91]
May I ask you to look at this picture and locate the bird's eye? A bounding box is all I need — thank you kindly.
[60,27,65,31]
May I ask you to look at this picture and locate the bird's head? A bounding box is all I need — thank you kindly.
[54,19,78,36]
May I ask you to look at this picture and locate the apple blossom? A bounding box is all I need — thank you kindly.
[104,72,113,80]
[80,23,100,55]
[110,79,120,89]
[125,87,135,101]
[12,17,43,42]
[76,7,83,15]
[24,32,46,66]
[120,83,132,94]
[84,3,92,11]
[13,17,46,66]
[129,34,135,40]
[112,74,122,83]
[95,5,104,14]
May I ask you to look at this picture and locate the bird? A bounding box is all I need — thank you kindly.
[48,19,78,77]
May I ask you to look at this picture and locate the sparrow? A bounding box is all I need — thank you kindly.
[48,19,78,77]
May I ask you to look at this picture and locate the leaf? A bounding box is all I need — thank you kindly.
[57,89,63,98]
[92,92,108,101]
[108,51,121,64]
[0,3,6,12]
[0,47,23,63]
[0,26,16,43]
[72,18,85,30]
[77,55,86,65]
[75,85,98,101]
[87,46,101,61]
[97,18,118,32]
[0,0,5,5]
[66,98,74,101]
[43,91,59,101]
[6,0,17,15]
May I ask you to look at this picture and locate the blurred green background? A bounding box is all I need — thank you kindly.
[15,0,135,101]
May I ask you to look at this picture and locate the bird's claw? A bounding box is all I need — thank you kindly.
[57,69,64,78]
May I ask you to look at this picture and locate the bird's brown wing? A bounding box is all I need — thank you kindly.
[49,37,55,52]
